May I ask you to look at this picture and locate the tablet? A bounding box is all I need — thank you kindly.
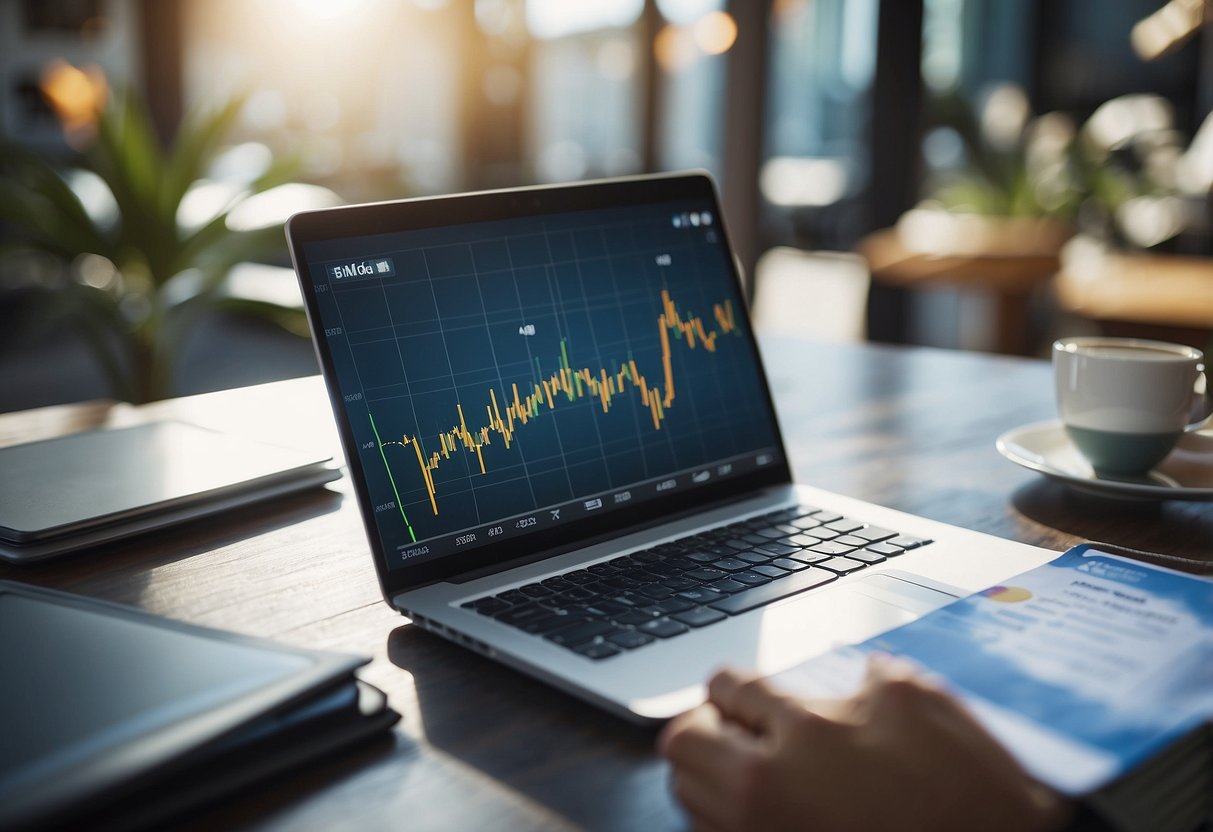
[0,581,372,830]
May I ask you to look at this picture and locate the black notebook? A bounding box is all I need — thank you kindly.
[0,581,398,831]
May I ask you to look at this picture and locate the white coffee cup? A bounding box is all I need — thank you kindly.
[1053,337,1210,476]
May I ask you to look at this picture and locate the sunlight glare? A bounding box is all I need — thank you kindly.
[526,0,643,39]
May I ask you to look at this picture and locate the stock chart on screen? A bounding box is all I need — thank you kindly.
[310,202,782,568]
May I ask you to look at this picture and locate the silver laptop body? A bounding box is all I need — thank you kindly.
[286,173,1056,724]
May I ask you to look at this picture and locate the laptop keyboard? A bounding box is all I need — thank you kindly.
[460,505,932,660]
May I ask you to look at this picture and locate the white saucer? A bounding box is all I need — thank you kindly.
[996,420,1213,501]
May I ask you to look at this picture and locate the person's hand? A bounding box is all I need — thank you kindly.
[658,654,1073,832]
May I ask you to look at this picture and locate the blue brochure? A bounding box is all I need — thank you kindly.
[773,545,1213,795]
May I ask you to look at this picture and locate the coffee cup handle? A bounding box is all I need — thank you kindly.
[1187,364,1212,432]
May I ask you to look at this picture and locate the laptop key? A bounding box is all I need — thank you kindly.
[677,587,728,605]
[790,516,822,530]
[602,576,645,591]
[771,557,809,572]
[708,567,838,615]
[638,584,675,600]
[686,567,729,582]
[731,571,772,587]
[661,577,700,591]
[638,618,690,639]
[807,541,859,557]
[803,527,841,541]
[572,640,621,659]
[561,570,596,585]
[497,590,529,605]
[711,558,752,572]
[815,556,867,575]
[545,618,619,645]
[750,564,791,579]
[655,597,695,614]
[888,535,932,550]
[708,578,748,594]
[811,512,844,523]
[826,519,865,534]
[755,542,799,557]
[852,526,898,543]
[582,602,626,619]
[672,606,728,628]
[607,629,656,649]
[465,597,511,615]
[622,567,660,583]
[788,550,830,564]
[641,563,681,578]
[753,526,790,540]
[864,542,905,557]
[495,603,549,626]
[613,609,659,626]
[846,549,887,564]
[537,595,579,611]
[834,535,869,548]
[525,613,590,635]
[735,550,773,564]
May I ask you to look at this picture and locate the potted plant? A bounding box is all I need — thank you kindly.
[0,64,337,403]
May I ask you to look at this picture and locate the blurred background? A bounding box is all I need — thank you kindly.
[1,0,1210,412]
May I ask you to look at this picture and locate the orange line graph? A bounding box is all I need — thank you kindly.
[383,290,739,516]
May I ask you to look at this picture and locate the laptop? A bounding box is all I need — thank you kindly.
[285,172,1057,723]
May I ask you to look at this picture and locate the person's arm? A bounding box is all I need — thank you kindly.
[658,654,1075,832]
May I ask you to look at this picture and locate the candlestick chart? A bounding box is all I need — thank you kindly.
[320,216,781,552]
[380,290,737,522]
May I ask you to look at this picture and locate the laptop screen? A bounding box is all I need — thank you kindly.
[291,175,789,588]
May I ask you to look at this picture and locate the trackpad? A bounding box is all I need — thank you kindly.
[844,572,963,615]
[757,573,962,672]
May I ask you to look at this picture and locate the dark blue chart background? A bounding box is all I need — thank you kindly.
[308,200,782,565]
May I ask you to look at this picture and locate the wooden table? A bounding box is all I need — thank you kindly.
[1053,246,1213,351]
[3,339,1210,831]
[857,224,1066,355]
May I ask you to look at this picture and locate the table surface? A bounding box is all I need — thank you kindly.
[3,338,1210,831]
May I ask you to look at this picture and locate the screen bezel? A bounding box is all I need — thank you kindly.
[286,172,793,598]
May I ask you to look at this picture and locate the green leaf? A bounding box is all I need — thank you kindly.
[161,95,248,217]
[91,90,183,284]
[0,142,114,256]
[181,224,288,291]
